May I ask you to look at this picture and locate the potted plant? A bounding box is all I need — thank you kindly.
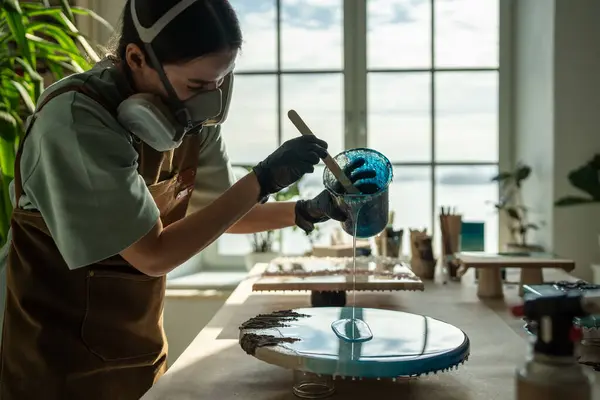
[0,0,110,246]
[492,163,544,254]
[243,168,300,271]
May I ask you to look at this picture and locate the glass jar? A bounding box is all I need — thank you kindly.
[292,370,335,398]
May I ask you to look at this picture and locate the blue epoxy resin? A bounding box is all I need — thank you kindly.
[331,318,373,343]
[323,148,393,239]
[240,307,471,378]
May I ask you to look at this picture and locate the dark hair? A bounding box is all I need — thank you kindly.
[113,0,242,64]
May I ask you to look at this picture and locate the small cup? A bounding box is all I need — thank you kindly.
[323,148,393,239]
[292,370,335,399]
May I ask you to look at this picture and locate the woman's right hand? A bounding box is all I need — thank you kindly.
[252,136,328,197]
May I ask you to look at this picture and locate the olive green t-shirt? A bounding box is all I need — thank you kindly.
[0,60,236,335]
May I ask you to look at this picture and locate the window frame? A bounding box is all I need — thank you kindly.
[201,0,514,271]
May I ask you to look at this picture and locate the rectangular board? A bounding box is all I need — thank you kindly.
[252,256,424,292]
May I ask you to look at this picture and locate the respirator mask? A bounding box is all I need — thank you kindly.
[117,0,234,152]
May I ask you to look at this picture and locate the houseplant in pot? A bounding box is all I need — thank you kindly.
[492,163,544,254]
[244,174,301,271]
[0,0,110,246]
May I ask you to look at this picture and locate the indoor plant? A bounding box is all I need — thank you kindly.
[244,167,301,270]
[0,0,110,246]
[492,163,544,254]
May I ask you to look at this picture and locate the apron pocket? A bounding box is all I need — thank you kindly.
[81,269,166,364]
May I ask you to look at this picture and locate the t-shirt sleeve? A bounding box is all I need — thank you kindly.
[20,92,160,269]
[191,125,237,209]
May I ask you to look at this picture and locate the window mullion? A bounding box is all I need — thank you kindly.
[430,0,437,236]
[344,0,367,150]
[498,0,513,250]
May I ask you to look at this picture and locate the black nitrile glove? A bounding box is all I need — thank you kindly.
[295,158,378,233]
[253,136,328,200]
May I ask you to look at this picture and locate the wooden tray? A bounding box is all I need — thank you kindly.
[252,256,424,293]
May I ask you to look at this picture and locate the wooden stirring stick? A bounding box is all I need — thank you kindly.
[287,109,360,194]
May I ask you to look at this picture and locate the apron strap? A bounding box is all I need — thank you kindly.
[13,85,115,205]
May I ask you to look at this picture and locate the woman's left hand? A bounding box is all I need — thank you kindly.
[294,190,346,234]
[294,157,378,233]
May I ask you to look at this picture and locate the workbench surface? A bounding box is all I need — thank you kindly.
[142,265,599,400]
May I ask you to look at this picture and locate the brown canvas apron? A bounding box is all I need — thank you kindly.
[0,84,202,399]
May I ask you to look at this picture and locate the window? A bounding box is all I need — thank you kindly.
[204,0,507,269]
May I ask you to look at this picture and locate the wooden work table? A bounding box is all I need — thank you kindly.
[142,265,600,400]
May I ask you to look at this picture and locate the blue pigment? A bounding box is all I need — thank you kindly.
[323,149,393,239]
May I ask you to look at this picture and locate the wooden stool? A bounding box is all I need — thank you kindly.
[456,252,575,299]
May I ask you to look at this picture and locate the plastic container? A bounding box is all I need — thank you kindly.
[323,148,393,239]
[292,370,335,398]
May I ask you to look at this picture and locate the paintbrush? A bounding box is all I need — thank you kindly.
[287,109,360,195]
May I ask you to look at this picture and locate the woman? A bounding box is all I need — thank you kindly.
[0,0,371,399]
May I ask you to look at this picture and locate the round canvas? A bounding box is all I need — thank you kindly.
[239,307,470,378]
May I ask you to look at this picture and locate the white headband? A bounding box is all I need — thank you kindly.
[131,0,199,43]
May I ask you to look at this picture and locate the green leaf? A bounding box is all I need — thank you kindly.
[514,164,532,186]
[2,0,22,13]
[0,110,18,142]
[4,6,33,63]
[70,7,114,32]
[13,57,42,82]
[0,135,16,178]
[58,0,74,21]
[0,179,9,246]
[26,22,76,49]
[25,33,91,70]
[491,172,512,182]
[555,196,598,207]
[53,11,100,62]
[14,57,43,100]
[10,80,35,114]
[505,207,521,221]
[567,163,600,199]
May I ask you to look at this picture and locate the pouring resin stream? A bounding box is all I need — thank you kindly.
[323,148,393,342]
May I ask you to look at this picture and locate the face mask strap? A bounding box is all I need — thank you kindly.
[143,42,193,138]
[131,0,201,137]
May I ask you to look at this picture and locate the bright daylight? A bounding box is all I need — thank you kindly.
[1,0,599,399]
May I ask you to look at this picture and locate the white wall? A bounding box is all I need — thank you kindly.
[512,0,556,250]
[513,0,600,280]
